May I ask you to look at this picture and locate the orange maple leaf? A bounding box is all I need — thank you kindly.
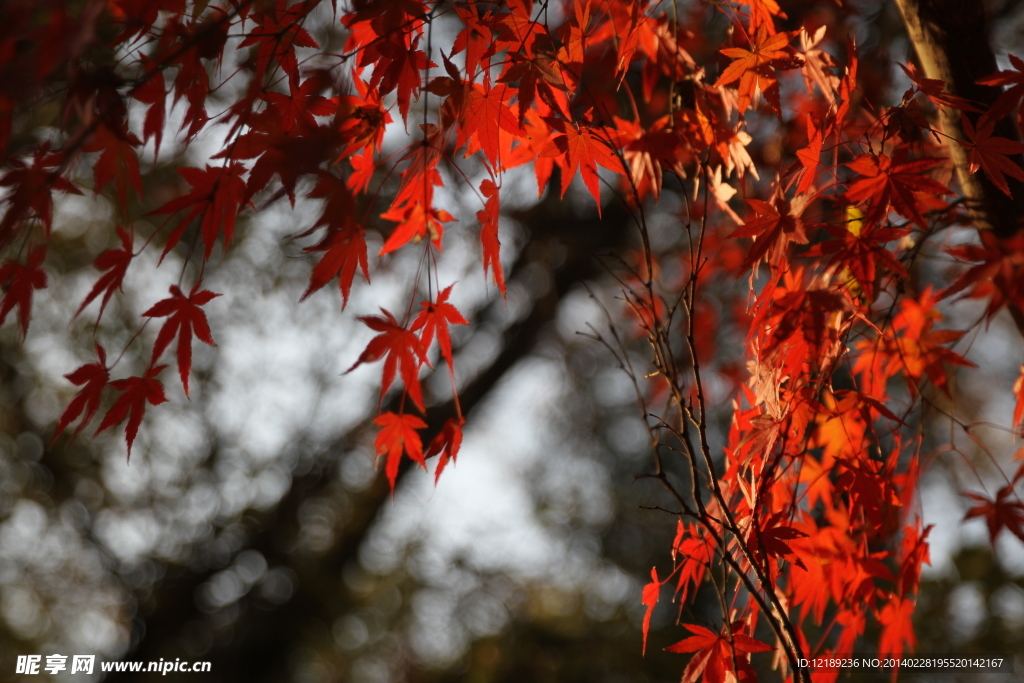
[714,28,791,88]
[733,0,786,34]
[885,289,976,395]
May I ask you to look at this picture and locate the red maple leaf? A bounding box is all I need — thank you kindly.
[237,0,319,88]
[833,38,859,133]
[76,226,133,321]
[344,0,427,38]
[942,231,1024,320]
[160,15,225,139]
[459,82,525,165]
[877,596,917,659]
[672,522,715,604]
[451,3,497,78]
[132,57,166,159]
[347,149,376,195]
[599,0,646,79]
[427,55,525,168]
[542,118,624,210]
[83,123,143,213]
[728,193,808,269]
[492,0,541,56]
[963,483,1024,544]
[390,123,446,210]
[844,152,952,229]
[149,164,248,262]
[750,513,809,565]
[299,172,369,307]
[805,220,909,301]
[143,282,220,397]
[412,284,468,370]
[107,0,171,45]
[898,524,932,598]
[373,411,427,492]
[95,364,168,459]
[217,106,340,204]
[0,145,81,245]
[793,117,823,195]
[498,51,568,125]
[1014,365,1024,430]
[641,567,665,655]
[349,310,428,411]
[898,62,981,113]
[262,75,335,132]
[505,107,558,196]
[477,179,506,295]
[559,0,592,69]
[53,343,109,442]
[666,623,772,683]
[614,114,684,201]
[368,36,432,122]
[836,457,900,530]
[960,112,1024,196]
[302,225,369,307]
[977,53,1024,121]
[0,244,47,337]
[425,417,464,483]
[379,201,455,256]
[336,78,392,160]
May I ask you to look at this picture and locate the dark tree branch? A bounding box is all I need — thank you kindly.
[105,196,634,682]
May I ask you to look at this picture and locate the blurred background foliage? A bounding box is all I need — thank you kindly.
[1,0,1024,682]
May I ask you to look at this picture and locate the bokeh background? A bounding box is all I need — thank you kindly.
[1,1,1024,681]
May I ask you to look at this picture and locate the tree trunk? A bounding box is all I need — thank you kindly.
[895,0,1024,336]
[894,0,1024,238]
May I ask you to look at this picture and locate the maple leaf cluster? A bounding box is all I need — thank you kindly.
[1,0,1024,681]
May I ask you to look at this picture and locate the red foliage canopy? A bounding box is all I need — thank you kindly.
[2,0,1024,680]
